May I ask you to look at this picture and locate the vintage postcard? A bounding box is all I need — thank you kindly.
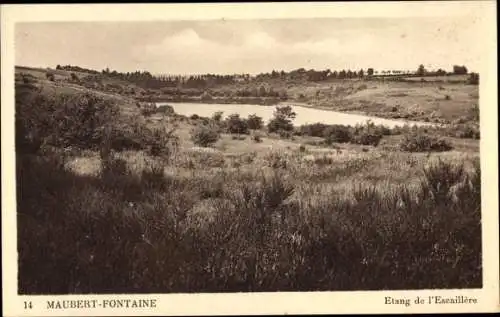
[1,2,499,316]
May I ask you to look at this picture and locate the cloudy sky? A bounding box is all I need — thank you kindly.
[15,17,482,75]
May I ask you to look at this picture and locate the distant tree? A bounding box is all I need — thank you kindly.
[247,114,263,130]
[367,68,374,76]
[417,64,427,76]
[358,69,364,78]
[436,68,447,76]
[267,105,296,133]
[453,65,468,75]
[56,65,61,70]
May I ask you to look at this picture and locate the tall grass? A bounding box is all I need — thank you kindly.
[18,152,481,293]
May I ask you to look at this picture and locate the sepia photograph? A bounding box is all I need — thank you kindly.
[2,2,498,315]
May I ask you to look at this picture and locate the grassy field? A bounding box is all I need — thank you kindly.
[15,66,481,293]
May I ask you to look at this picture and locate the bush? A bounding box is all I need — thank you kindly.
[156,104,175,115]
[226,114,249,134]
[352,131,383,146]
[268,118,294,134]
[298,123,329,137]
[323,125,352,144]
[45,72,55,81]
[16,91,119,153]
[107,118,179,157]
[191,125,220,147]
[247,114,263,130]
[267,105,296,134]
[399,133,453,152]
[212,111,224,122]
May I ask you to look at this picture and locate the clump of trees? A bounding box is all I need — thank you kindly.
[267,106,296,134]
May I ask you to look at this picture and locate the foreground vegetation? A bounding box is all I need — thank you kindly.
[16,69,482,293]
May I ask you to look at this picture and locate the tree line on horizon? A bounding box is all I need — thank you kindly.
[55,63,475,89]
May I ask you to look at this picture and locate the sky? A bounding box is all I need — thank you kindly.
[15,17,482,75]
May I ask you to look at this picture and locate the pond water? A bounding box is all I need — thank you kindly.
[156,102,432,128]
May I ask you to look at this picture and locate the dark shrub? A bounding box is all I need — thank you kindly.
[226,114,249,134]
[298,123,329,137]
[268,118,294,134]
[16,91,118,153]
[352,131,383,146]
[191,125,220,147]
[323,125,352,144]
[156,104,175,115]
[399,133,453,152]
[247,114,263,130]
